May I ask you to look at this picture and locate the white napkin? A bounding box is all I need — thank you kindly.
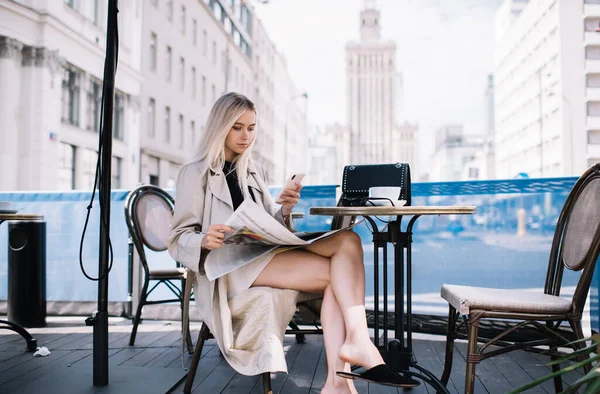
[33,347,51,357]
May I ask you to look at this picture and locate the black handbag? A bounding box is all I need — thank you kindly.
[340,163,411,206]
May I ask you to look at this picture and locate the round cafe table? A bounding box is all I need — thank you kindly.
[310,205,476,392]
[0,213,44,352]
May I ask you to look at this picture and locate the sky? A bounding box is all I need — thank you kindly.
[254,0,505,174]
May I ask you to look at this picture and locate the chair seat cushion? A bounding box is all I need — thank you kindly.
[149,267,186,279]
[440,284,572,315]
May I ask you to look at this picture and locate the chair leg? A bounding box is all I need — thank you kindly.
[262,372,272,394]
[441,305,457,386]
[129,278,149,346]
[184,322,210,394]
[288,320,305,343]
[180,278,194,354]
[465,316,480,394]
[570,320,591,374]
[549,353,563,393]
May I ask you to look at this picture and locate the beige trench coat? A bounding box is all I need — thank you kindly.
[167,160,299,376]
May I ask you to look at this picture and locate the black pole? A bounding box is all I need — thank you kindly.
[93,0,118,386]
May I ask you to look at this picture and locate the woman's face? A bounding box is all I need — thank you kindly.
[224,109,256,161]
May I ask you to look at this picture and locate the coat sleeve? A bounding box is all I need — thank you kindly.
[255,165,294,231]
[167,164,209,271]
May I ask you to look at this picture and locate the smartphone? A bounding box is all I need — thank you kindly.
[276,173,305,203]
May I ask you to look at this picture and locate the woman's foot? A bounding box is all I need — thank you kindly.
[338,337,383,369]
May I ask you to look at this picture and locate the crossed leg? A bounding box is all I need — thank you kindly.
[252,230,384,394]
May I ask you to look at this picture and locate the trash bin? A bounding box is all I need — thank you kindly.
[7,221,46,328]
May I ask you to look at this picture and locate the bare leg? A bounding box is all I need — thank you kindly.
[252,231,384,375]
[320,285,358,394]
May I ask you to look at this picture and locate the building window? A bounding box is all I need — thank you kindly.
[212,41,217,65]
[58,143,76,190]
[589,130,600,144]
[588,102,600,116]
[148,98,156,138]
[82,149,99,189]
[202,76,206,106]
[165,106,171,143]
[64,0,75,9]
[468,168,480,179]
[93,0,100,25]
[181,5,186,33]
[586,46,600,60]
[62,66,81,126]
[167,0,173,21]
[149,174,159,186]
[191,120,196,146]
[588,74,600,88]
[192,19,197,45]
[203,30,207,56]
[112,156,122,189]
[212,84,216,104]
[114,91,125,141]
[191,66,196,99]
[87,78,101,132]
[149,32,157,72]
[179,57,185,90]
[166,45,172,81]
[179,114,184,148]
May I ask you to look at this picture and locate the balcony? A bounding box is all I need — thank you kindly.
[586,58,600,73]
[588,143,600,158]
[584,4,600,18]
[588,115,600,129]
[587,87,600,101]
[585,31,600,46]
[0,178,596,392]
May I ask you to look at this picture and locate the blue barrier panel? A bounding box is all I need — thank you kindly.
[1,178,599,333]
[0,185,337,305]
[0,190,130,302]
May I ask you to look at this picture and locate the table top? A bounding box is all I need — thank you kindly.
[309,205,476,216]
[0,213,44,221]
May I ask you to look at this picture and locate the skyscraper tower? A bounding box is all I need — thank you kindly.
[346,1,398,164]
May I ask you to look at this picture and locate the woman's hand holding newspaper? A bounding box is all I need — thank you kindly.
[201,224,233,250]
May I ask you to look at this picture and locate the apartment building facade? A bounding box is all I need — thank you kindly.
[0,0,307,190]
[0,0,143,191]
[494,0,587,178]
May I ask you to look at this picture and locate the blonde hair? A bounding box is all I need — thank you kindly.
[179,92,257,194]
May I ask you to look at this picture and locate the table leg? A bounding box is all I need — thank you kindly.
[0,320,38,352]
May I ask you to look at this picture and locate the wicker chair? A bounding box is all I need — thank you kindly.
[440,164,600,393]
[124,184,193,352]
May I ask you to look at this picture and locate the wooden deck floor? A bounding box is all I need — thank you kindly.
[0,317,584,394]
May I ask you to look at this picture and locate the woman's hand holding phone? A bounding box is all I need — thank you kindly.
[201,224,233,250]
[277,173,304,216]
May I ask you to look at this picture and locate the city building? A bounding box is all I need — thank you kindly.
[430,125,484,181]
[140,0,256,188]
[343,1,419,175]
[314,124,351,187]
[0,0,143,191]
[253,18,307,185]
[0,0,307,190]
[461,75,496,180]
[494,0,587,179]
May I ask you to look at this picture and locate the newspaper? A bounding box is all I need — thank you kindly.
[203,199,360,281]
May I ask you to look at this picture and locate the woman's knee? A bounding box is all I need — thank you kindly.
[337,230,363,252]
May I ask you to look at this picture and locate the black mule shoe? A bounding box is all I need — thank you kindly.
[336,364,420,388]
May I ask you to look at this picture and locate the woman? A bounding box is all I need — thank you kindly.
[168,93,418,393]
